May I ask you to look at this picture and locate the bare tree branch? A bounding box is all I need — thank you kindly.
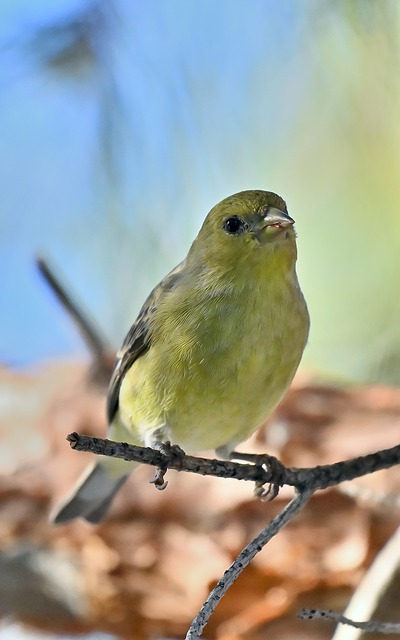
[187,488,314,640]
[66,432,400,492]
[65,431,400,638]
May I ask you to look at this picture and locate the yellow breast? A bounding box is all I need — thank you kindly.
[119,263,309,454]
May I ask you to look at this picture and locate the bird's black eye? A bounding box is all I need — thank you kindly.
[223,216,247,235]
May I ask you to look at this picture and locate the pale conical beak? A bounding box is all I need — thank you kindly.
[263,207,295,228]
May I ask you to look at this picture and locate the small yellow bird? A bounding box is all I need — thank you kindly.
[53,190,309,523]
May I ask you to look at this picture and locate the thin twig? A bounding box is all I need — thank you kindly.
[187,489,313,640]
[299,608,400,634]
[331,526,400,640]
[66,432,400,492]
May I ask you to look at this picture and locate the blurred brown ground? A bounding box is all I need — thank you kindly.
[0,361,399,639]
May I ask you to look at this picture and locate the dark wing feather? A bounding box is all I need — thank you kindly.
[106,259,186,423]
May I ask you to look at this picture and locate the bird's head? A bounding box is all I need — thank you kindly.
[190,190,298,277]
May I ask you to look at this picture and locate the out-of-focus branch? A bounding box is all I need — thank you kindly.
[331,525,400,640]
[36,256,115,386]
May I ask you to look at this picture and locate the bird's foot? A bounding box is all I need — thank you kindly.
[149,441,186,490]
[229,451,286,501]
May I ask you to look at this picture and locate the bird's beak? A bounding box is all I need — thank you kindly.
[252,207,295,244]
[263,208,295,229]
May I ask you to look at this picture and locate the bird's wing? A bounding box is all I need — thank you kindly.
[106,259,186,423]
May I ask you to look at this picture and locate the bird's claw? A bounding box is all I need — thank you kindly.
[149,441,187,490]
[253,454,286,501]
[254,478,279,501]
[229,450,285,502]
[149,467,169,490]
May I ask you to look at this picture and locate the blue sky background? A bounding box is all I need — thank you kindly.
[1,0,400,382]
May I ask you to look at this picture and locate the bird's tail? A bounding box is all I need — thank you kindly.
[51,461,130,524]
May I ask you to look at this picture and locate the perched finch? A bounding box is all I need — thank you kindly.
[53,190,309,523]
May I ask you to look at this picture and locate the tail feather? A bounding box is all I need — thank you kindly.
[51,462,129,524]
